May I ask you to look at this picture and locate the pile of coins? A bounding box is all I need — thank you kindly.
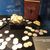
[22,36,29,41]
[0,28,33,50]
[23,41,33,48]
[33,20,40,26]
[0,18,33,50]
[10,14,23,24]
[0,29,23,50]
[23,19,32,25]
[22,25,48,48]
[0,18,7,29]
[0,30,10,50]
[12,38,23,50]
[24,26,48,37]
[0,18,48,50]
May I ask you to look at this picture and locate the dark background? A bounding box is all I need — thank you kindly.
[39,0,50,35]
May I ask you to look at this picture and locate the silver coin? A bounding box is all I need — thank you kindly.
[5,37,11,42]
[0,45,6,50]
[0,21,3,26]
[0,34,3,37]
[2,18,6,21]
[27,21,32,24]
[24,31,28,34]
[26,20,29,22]
[13,38,19,45]
[0,39,4,43]
[39,32,44,35]
[9,34,14,38]
[27,41,33,47]
[23,42,29,48]
[28,32,32,36]
[22,36,29,41]
[2,41,8,46]
[7,18,10,20]
[12,45,18,50]
[16,43,23,49]
[4,30,9,34]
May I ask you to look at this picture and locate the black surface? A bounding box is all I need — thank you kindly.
[0,17,35,50]
[0,17,49,50]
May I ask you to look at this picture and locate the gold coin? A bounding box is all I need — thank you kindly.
[28,32,32,36]
[33,33,37,37]
[39,32,44,35]
[23,42,29,48]
[27,41,33,47]
[33,20,40,26]
[43,30,48,33]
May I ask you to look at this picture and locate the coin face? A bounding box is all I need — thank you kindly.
[9,34,14,38]
[26,20,29,22]
[12,45,18,50]
[2,18,6,21]
[7,18,10,20]
[24,31,28,34]
[16,43,23,49]
[39,32,44,35]
[27,41,33,47]
[27,21,32,24]
[2,41,8,46]
[5,37,11,42]
[23,42,29,48]
[28,27,32,30]
[4,30,9,34]
[23,19,25,21]
[28,32,32,36]
[40,29,43,32]
[0,34,3,37]
[33,33,37,37]
[25,26,32,30]
[22,36,29,41]
[0,39,4,43]
[43,30,48,33]
[33,20,40,26]
[0,44,6,50]
[31,29,35,32]
[35,30,39,33]
[13,38,19,45]
[0,21,3,26]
